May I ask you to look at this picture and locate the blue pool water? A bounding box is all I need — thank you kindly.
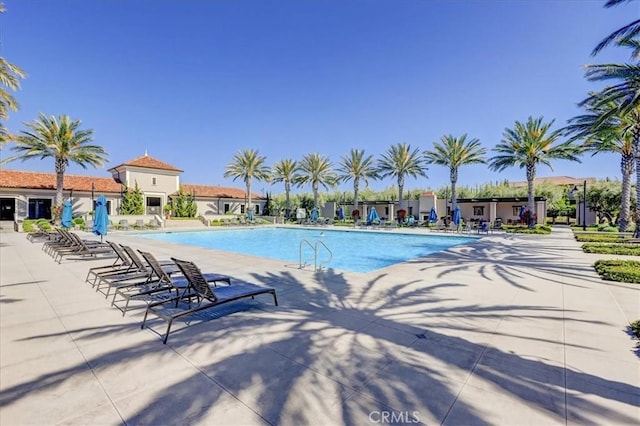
[137,227,478,273]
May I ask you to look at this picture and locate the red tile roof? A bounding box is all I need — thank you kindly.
[108,154,182,172]
[180,184,264,199]
[0,169,122,193]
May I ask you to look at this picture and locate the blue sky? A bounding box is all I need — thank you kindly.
[0,0,632,194]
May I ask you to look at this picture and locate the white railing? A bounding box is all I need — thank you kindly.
[299,239,333,271]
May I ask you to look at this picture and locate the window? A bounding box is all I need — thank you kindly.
[93,200,112,214]
[28,198,52,219]
[513,206,523,216]
[240,205,245,214]
[408,206,413,215]
[254,204,260,215]
[473,206,484,216]
[224,203,230,213]
[152,177,157,185]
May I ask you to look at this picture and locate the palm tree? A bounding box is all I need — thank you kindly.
[271,158,299,219]
[584,1,640,235]
[336,149,379,216]
[424,134,486,215]
[295,153,337,210]
[1,113,108,219]
[489,116,582,226]
[377,143,428,218]
[565,97,638,231]
[591,0,640,57]
[0,3,26,146]
[224,149,270,218]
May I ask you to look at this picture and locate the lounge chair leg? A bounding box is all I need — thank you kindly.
[163,320,174,344]
[141,308,150,329]
[272,291,278,306]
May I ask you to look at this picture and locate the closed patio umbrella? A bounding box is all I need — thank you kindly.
[367,207,379,224]
[93,195,109,241]
[452,206,461,226]
[61,200,73,229]
[428,207,437,223]
[337,206,344,221]
[519,205,526,221]
[310,207,319,222]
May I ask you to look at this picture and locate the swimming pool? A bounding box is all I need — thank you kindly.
[137,227,478,273]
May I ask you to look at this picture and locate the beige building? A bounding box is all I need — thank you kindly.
[0,154,265,223]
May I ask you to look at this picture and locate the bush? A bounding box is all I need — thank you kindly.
[575,234,631,243]
[22,219,36,233]
[630,320,640,340]
[582,243,640,256]
[594,259,640,283]
[503,224,551,234]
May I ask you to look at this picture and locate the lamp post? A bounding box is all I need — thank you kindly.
[570,181,587,231]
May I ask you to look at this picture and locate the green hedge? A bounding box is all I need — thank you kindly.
[575,234,631,243]
[503,224,552,234]
[630,320,640,340]
[582,243,640,256]
[594,259,640,284]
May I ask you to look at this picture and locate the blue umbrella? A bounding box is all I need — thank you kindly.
[93,195,109,241]
[310,207,319,222]
[519,205,526,221]
[452,206,461,226]
[428,207,438,223]
[367,207,380,223]
[248,209,254,221]
[337,206,344,221]
[61,200,73,229]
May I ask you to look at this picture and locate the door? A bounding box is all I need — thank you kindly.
[0,198,15,220]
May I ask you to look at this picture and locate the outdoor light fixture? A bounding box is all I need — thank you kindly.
[570,181,587,231]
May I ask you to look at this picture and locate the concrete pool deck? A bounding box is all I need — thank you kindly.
[1,226,638,425]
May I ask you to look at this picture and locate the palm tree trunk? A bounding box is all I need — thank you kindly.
[246,181,252,217]
[285,182,291,219]
[313,182,319,209]
[634,128,640,238]
[353,179,359,215]
[450,167,458,216]
[54,157,65,224]
[526,163,535,227]
[618,153,634,232]
[397,176,404,221]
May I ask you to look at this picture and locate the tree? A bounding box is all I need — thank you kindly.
[0,113,108,220]
[489,116,582,226]
[336,149,379,216]
[591,0,640,57]
[0,3,26,146]
[224,149,270,218]
[377,143,428,218]
[424,134,486,216]
[582,1,640,235]
[295,153,337,210]
[271,158,299,219]
[565,96,637,231]
[120,182,144,215]
[169,186,197,217]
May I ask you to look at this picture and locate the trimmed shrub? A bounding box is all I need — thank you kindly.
[575,234,630,243]
[503,224,551,234]
[582,243,640,256]
[594,259,640,284]
[630,320,640,340]
[22,219,36,233]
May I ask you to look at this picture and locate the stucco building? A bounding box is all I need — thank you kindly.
[0,154,265,223]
